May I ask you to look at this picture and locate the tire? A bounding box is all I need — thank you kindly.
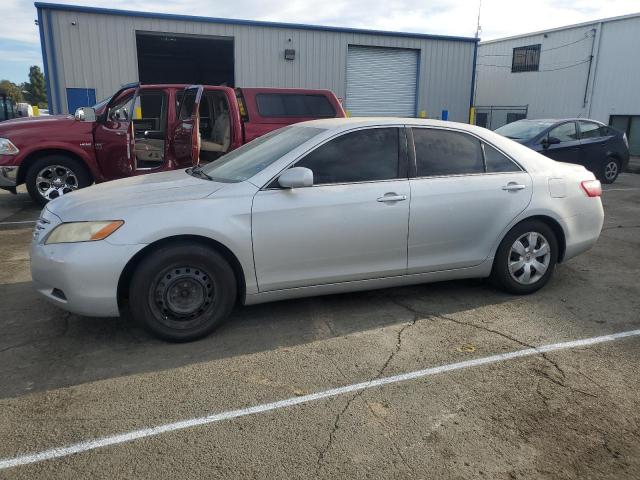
[491,220,558,295]
[599,157,620,184]
[129,242,237,342]
[25,155,92,206]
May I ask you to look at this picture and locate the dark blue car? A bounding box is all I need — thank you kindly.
[495,119,630,183]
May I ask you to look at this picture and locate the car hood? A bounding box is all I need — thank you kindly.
[0,114,86,143]
[46,169,227,221]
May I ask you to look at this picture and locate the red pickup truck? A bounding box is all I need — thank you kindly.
[0,83,345,205]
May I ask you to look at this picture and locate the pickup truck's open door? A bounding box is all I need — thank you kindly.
[93,83,140,180]
[173,85,204,168]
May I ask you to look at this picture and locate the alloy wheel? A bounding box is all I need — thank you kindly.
[508,232,551,285]
[36,165,79,201]
[604,160,618,181]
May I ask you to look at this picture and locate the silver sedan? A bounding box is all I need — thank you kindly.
[30,118,604,341]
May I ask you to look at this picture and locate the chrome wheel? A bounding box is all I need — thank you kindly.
[604,160,618,181]
[149,266,215,329]
[36,165,79,200]
[508,232,551,285]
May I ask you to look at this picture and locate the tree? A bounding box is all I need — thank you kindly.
[24,66,47,108]
[0,80,23,103]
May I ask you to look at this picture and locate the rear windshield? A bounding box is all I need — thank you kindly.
[255,94,336,118]
[495,120,556,141]
[200,125,325,182]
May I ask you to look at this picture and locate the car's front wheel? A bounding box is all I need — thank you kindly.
[599,157,620,184]
[491,220,558,295]
[129,242,237,342]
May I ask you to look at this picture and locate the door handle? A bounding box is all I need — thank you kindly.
[377,193,407,203]
[502,183,526,192]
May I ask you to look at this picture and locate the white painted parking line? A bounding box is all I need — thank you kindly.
[1,328,639,470]
[603,187,639,192]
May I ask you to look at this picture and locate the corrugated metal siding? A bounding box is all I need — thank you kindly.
[40,7,475,120]
[476,24,597,119]
[476,15,640,125]
[346,46,418,116]
[589,16,640,122]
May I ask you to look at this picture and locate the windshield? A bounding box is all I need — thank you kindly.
[200,126,325,182]
[495,120,556,140]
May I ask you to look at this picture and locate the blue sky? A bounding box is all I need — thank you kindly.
[2,0,639,84]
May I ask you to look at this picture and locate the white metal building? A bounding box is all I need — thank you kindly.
[475,13,640,154]
[35,2,478,122]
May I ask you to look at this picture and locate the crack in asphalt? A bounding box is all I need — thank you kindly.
[384,295,602,403]
[601,224,640,231]
[315,307,420,474]
[365,400,416,476]
[382,297,566,379]
[0,313,71,355]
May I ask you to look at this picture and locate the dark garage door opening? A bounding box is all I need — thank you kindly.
[136,32,234,86]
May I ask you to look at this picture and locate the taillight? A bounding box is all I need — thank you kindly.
[581,179,602,197]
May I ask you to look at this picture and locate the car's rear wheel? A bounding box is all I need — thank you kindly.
[25,155,92,206]
[129,242,237,342]
[599,157,620,184]
[491,220,558,295]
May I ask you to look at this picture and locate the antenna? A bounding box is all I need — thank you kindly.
[475,0,482,38]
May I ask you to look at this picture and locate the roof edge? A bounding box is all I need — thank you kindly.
[480,11,640,45]
[34,2,479,43]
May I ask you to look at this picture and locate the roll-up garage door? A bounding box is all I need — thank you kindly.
[346,45,418,117]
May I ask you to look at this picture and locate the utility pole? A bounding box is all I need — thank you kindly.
[475,0,482,39]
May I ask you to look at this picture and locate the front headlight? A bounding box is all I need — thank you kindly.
[0,138,19,155]
[45,220,124,244]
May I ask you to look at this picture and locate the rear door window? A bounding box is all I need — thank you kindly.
[483,143,521,172]
[296,128,401,184]
[413,128,484,176]
[578,121,608,139]
[256,94,336,118]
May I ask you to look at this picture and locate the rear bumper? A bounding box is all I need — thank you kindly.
[30,239,145,317]
[562,202,605,262]
[0,166,18,187]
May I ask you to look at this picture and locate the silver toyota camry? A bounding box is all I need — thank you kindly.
[30,118,604,341]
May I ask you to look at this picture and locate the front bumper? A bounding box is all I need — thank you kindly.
[0,166,18,187]
[30,239,146,317]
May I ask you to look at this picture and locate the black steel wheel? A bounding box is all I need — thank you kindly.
[129,242,237,342]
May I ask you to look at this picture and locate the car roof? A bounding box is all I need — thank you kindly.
[298,117,467,129]
[510,118,604,125]
[294,117,505,139]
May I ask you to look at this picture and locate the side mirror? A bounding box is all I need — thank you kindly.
[278,167,313,189]
[542,136,561,148]
[74,107,96,122]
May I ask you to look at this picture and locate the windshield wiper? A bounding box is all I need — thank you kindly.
[188,165,214,181]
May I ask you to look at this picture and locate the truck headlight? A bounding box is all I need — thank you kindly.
[0,138,19,155]
[45,220,124,244]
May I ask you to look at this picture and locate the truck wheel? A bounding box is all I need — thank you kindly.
[25,155,92,206]
[129,242,237,342]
